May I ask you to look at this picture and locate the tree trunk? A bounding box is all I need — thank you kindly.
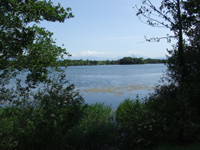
[177,0,186,85]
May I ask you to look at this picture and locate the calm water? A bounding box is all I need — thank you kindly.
[2,64,167,109]
[64,64,167,109]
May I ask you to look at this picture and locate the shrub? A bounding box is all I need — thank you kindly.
[146,84,200,144]
[115,84,200,150]
[65,103,116,150]
[115,98,162,149]
[0,76,86,150]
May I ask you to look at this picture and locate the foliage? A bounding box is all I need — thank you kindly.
[119,57,144,64]
[134,1,200,147]
[1,1,118,150]
[154,142,200,150]
[0,92,118,150]
[147,84,200,144]
[0,108,3,114]
[115,98,163,149]
[115,86,200,149]
[166,22,200,84]
[144,58,166,64]
[164,1,200,137]
[0,5,76,149]
[1,0,199,149]
[65,103,116,150]
[135,0,199,84]
[0,75,86,150]
[0,0,73,85]
[56,57,166,66]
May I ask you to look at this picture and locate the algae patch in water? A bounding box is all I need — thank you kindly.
[83,84,154,96]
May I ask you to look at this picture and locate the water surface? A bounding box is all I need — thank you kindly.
[64,64,167,109]
[1,64,167,109]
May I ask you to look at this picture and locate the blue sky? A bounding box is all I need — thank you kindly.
[39,0,176,60]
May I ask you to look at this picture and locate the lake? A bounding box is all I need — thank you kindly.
[2,64,167,109]
[64,64,167,110]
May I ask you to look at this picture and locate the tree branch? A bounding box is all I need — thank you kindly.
[138,35,178,43]
[146,0,176,26]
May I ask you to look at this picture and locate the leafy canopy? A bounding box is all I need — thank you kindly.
[0,0,73,85]
[135,0,200,84]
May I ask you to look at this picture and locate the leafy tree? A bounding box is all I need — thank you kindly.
[0,75,86,150]
[0,1,91,149]
[164,0,200,84]
[86,59,90,65]
[119,57,133,64]
[106,59,111,65]
[169,1,200,119]
[0,0,73,86]
[137,57,145,64]
[133,0,200,145]
[119,57,145,64]
[135,0,194,84]
[135,0,200,85]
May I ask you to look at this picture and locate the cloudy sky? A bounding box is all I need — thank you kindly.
[38,0,177,60]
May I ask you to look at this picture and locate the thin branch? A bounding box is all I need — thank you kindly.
[138,16,167,28]
[134,5,171,28]
[137,35,178,43]
[146,0,176,26]
[173,0,177,4]
[142,13,170,28]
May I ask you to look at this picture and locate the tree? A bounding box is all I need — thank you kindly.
[0,2,89,149]
[165,0,200,83]
[119,57,133,64]
[134,0,200,144]
[183,0,200,75]
[0,0,75,112]
[134,0,194,84]
[0,0,73,86]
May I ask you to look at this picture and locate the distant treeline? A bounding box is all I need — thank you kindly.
[57,57,167,66]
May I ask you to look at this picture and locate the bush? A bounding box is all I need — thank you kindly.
[115,98,162,149]
[115,84,200,150]
[147,84,200,144]
[0,76,86,150]
[65,103,116,150]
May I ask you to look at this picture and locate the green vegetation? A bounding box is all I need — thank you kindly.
[56,57,167,66]
[1,0,200,150]
[0,108,4,115]
[65,103,115,149]
[154,143,200,150]
[0,0,73,85]
[0,78,86,150]
[1,93,200,149]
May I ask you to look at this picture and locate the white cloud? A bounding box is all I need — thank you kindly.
[79,50,107,56]
[71,50,108,57]
[68,50,145,60]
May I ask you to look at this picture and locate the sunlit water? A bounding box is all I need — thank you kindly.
[64,64,167,109]
[1,64,167,110]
